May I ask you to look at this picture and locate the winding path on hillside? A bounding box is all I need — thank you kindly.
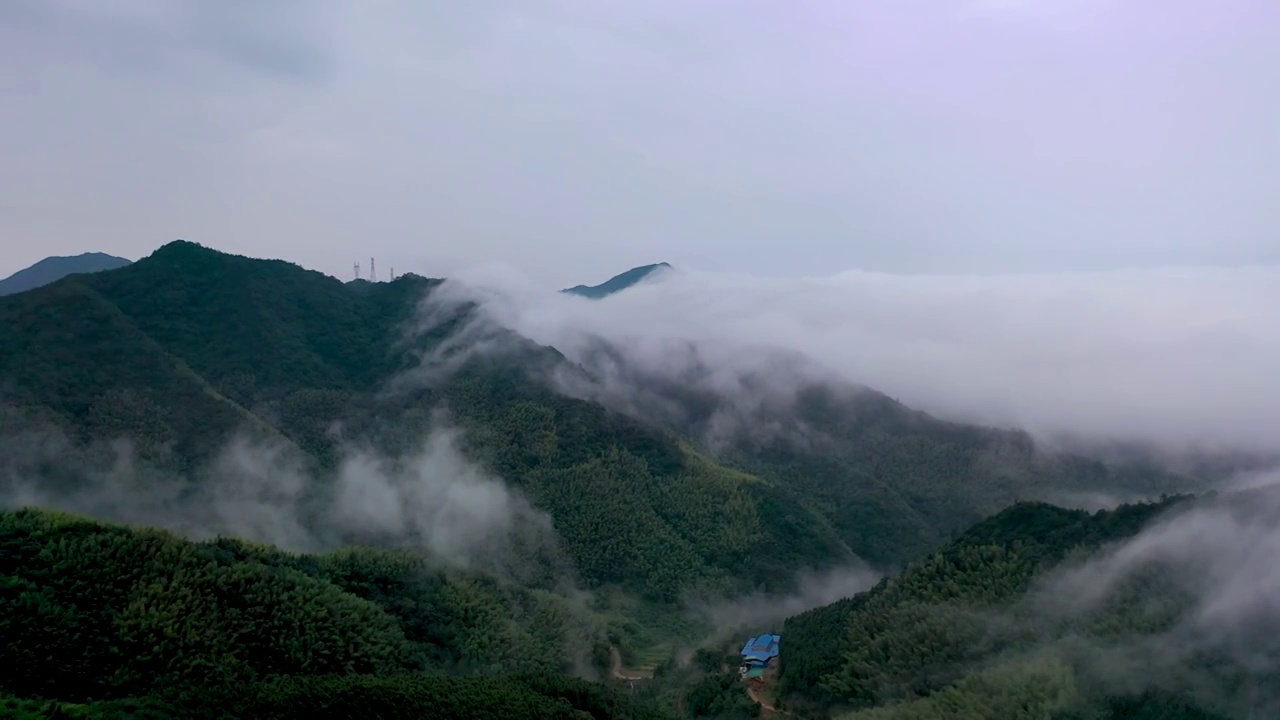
[746,683,781,716]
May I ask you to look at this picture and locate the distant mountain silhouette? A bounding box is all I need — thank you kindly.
[562,262,671,299]
[0,252,131,296]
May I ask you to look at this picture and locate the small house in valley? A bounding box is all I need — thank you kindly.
[738,633,780,675]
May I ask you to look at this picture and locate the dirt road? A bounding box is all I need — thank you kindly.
[609,646,653,681]
[745,672,790,717]
[746,683,778,716]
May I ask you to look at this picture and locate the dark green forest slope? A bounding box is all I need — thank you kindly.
[0,507,668,719]
[2,496,1261,719]
[778,495,1277,719]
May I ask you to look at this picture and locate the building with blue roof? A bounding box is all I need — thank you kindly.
[739,633,781,671]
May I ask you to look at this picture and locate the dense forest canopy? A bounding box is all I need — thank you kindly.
[0,507,668,718]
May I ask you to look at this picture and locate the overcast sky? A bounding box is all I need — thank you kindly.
[2,0,1278,287]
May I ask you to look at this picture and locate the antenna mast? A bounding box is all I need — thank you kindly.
[370,257,377,282]
[353,262,360,280]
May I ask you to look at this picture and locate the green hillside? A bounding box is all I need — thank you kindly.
[3,498,1263,719]
[0,507,669,719]
[777,495,1276,719]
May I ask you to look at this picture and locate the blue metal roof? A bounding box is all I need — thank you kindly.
[740,633,780,663]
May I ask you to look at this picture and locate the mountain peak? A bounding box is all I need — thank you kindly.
[562,262,672,299]
[142,240,319,278]
[152,238,205,253]
[146,239,227,262]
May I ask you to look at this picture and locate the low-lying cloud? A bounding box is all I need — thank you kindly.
[328,426,563,579]
[1022,488,1280,713]
[0,417,564,582]
[687,564,882,642]
[1045,489,1280,639]
[431,263,1280,455]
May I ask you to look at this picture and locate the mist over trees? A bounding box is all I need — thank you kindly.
[1,242,1276,719]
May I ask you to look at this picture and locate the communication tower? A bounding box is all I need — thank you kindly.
[353,262,360,280]
[370,257,377,282]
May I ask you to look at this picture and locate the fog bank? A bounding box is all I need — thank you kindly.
[432,263,1280,454]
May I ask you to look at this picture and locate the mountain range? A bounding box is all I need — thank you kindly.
[0,252,131,297]
[0,240,1267,719]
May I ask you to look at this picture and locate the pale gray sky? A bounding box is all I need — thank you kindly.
[2,0,1278,287]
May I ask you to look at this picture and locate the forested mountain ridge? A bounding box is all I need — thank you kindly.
[0,241,1206,593]
[0,240,855,603]
[1,241,1204,600]
[2,241,1245,718]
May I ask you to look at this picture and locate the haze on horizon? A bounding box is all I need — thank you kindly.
[2,0,1279,287]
